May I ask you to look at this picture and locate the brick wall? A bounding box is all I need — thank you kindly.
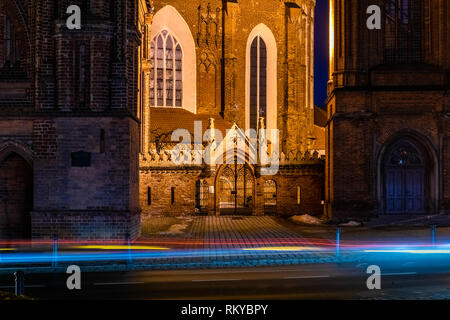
[140,169,202,216]
[31,210,140,240]
[272,169,324,217]
[140,163,324,217]
[327,89,448,218]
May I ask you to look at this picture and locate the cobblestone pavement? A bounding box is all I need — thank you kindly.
[187,216,305,241]
[169,216,340,265]
[0,217,351,274]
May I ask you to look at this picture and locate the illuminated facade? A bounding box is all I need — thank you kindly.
[0,0,325,240]
[138,1,325,217]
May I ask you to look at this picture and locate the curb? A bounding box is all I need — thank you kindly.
[0,255,362,275]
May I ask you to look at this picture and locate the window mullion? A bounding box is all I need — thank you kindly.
[163,36,166,107]
[172,41,176,107]
[152,41,156,107]
[257,36,260,124]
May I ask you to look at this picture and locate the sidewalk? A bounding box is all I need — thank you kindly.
[276,214,450,244]
[366,214,450,228]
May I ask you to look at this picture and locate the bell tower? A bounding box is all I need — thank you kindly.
[325,0,450,218]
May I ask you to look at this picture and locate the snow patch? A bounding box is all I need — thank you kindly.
[289,214,323,226]
[339,220,362,227]
[159,223,188,235]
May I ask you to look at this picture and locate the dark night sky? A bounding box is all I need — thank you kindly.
[314,0,329,108]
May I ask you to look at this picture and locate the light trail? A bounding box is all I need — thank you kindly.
[242,247,323,251]
[73,245,170,250]
[364,249,450,254]
[1,237,450,268]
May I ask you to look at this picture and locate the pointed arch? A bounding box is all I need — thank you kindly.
[150,5,196,113]
[0,140,33,166]
[0,0,31,72]
[376,130,439,214]
[0,142,33,239]
[245,23,277,133]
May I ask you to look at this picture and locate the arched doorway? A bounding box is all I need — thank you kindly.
[264,180,277,214]
[218,164,254,215]
[195,179,209,215]
[0,153,33,238]
[383,140,427,214]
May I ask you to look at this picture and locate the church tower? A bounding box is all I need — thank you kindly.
[326,0,450,218]
[0,0,147,239]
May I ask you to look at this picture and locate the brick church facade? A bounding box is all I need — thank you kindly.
[2,0,449,240]
[326,0,450,218]
[139,1,325,218]
[0,0,325,240]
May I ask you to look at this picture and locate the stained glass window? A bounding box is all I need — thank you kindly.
[385,0,422,64]
[388,142,424,166]
[150,30,183,107]
[250,36,267,130]
[2,16,20,67]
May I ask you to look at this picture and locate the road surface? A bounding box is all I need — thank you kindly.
[1,260,449,300]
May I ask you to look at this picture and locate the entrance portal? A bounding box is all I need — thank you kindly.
[384,140,426,214]
[0,153,33,238]
[218,164,254,215]
[264,180,277,214]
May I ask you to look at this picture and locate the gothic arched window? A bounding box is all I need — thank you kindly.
[2,15,20,67]
[150,30,183,108]
[384,0,422,64]
[249,36,267,130]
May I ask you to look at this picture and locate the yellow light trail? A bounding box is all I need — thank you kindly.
[242,247,320,252]
[73,245,170,250]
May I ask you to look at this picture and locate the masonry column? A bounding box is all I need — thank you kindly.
[142,61,151,156]
[142,12,153,157]
[283,3,304,153]
[254,177,264,216]
[222,0,240,124]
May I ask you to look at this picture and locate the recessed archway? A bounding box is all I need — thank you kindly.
[0,1,31,72]
[0,152,33,238]
[215,155,256,216]
[264,179,277,214]
[377,132,438,215]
